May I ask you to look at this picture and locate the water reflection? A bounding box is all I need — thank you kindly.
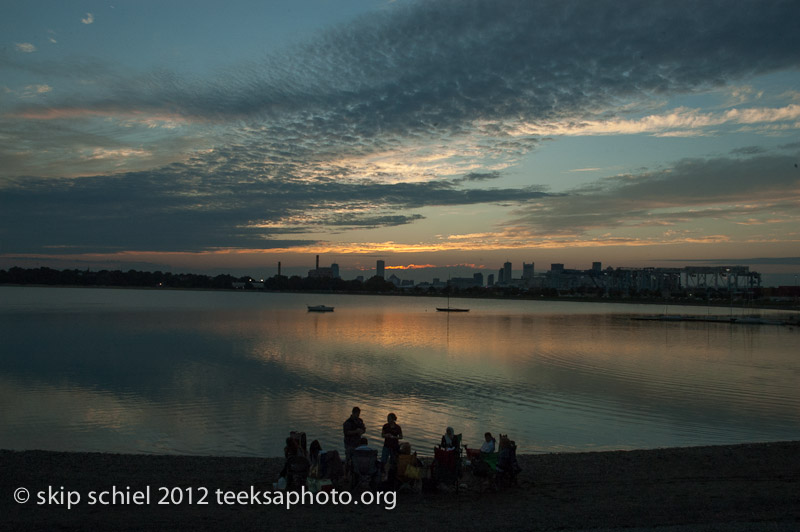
[1,287,798,457]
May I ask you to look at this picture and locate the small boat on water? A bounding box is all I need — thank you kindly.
[307,305,334,312]
[437,280,469,312]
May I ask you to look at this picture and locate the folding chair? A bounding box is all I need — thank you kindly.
[396,452,424,492]
[432,446,461,492]
[285,455,310,492]
[350,447,380,491]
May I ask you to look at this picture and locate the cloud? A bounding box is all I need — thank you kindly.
[730,146,766,156]
[507,153,800,239]
[667,257,800,266]
[508,104,800,138]
[726,85,764,106]
[14,43,36,53]
[0,164,554,253]
[15,0,800,132]
[11,0,798,190]
[384,264,437,270]
[2,0,800,258]
[452,171,502,183]
[21,84,52,98]
[81,13,94,25]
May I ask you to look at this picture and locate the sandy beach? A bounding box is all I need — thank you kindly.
[2,441,798,531]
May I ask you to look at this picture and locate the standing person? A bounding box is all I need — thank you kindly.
[381,412,403,481]
[343,407,365,468]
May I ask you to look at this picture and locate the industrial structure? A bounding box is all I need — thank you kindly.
[307,254,340,279]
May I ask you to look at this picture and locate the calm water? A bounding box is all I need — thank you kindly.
[1,286,798,457]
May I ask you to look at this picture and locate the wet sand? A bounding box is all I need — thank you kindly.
[2,441,799,531]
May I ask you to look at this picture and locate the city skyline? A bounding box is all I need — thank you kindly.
[254,255,796,288]
[2,1,799,281]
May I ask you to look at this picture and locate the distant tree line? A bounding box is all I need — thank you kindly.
[0,266,398,293]
[2,267,794,308]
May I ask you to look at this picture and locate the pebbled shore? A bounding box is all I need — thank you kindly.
[2,441,799,531]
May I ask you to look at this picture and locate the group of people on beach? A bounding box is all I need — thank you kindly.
[440,426,497,453]
[280,406,518,490]
[342,407,500,480]
[342,407,402,475]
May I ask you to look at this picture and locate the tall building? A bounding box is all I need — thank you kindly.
[522,262,534,281]
[503,261,512,284]
[377,260,385,278]
[487,274,495,287]
[498,268,504,284]
[592,262,602,273]
[473,272,484,287]
[331,263,340,279]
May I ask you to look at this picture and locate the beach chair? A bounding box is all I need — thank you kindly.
[465,447,482,461]
[481,451,499,471]
[469,451,498,473]
[323,449,344,482]
[465,446,498,471]
[396,452,424,493]
[432,434,462,492]
[350,447,380,491]
[285,455,310,491]
[309,448,345,489]
[467,451,499,492]
[496,435,522,487]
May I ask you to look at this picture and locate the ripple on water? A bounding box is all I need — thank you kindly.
[2,289,799,456]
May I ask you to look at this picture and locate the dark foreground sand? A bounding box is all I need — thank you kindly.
[2,441,799,531]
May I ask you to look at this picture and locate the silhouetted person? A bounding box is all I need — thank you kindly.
[381,412,403,482]
[343,406,365,468]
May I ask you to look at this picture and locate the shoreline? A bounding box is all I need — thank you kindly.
[3,283,799,313]
[3,441,799,531]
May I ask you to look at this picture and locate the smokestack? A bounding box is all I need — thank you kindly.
[316,255,320,270]
[278,261,281,276]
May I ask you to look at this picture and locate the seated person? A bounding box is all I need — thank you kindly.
[351,438,380,489]
[497,434,522,476]
[284,436,300,459]
[304,439,345,483]
[284,431,308,458]
[355,437,374,451]
[480,432,496,453]
[440,426,458,449]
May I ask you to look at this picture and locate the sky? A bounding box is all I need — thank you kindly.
[1,0,799,283]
